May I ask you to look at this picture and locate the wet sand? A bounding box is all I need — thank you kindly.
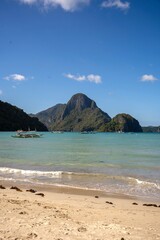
[0,182,160,240]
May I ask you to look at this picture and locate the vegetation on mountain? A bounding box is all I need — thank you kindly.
[99,113,143,132]
[35,93,111,132]
[34,104,66,129]
[0,101,48,131]
[51,107,111,132]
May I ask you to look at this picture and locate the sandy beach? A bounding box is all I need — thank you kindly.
[0,183,159,240]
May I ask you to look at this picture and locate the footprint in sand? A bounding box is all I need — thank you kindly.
[77,226,87,232]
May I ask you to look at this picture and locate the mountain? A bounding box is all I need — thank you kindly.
[100,113,142,132]
[33,93,143,132]
[34,104,66,129]
[142,126,160,133]
[0,101,48,131]
[35,93,111,131]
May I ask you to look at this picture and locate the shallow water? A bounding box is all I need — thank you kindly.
[0,132,160,200]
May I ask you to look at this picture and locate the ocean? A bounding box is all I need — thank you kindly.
[0,132,160,200]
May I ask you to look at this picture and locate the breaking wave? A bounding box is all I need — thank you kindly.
[0,167,160,195]
[0,167,62,178]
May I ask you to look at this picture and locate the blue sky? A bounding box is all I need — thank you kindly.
[0,0,160,126]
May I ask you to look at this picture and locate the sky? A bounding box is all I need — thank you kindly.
[0,0,160,126]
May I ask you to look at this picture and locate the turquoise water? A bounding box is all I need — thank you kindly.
[0,132,160,200]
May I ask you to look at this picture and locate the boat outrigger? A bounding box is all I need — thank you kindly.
[12,130,43,138]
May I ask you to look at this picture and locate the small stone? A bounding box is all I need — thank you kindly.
[10,186,22,192]
[106,201,113,205]
[35,193,44,197]
[132,202,138,205]
[26,189,37,193]
[95,196,99,198]
[19,211,27,215]
[143,203,157,207]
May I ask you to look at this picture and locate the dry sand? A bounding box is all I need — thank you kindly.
[0,183,160,240]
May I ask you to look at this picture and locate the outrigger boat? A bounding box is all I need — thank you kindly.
[12,130,43,138]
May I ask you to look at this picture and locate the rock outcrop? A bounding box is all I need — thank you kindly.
[100,113,142,132]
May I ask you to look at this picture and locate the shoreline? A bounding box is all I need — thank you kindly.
[0,179,159,203]
[0,181,160,240]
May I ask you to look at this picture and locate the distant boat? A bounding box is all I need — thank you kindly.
[81,131,96,134]
[12,130,43,138]
[51,131,64,134]
[117,130,124,133]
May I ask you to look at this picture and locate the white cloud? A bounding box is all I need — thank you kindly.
[20,0,37,3]
[65,73,86,81]
[65,73,102,84]
[18,0,90,11]
[4,74,26,81]
[102,0,130,10]
[0,90,3,95]
[87,74,102,84]
[141,74,158,82]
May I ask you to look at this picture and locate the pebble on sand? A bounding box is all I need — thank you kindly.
[10,186,22,192]
[35,193,45,197]
[26,189,37,193]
